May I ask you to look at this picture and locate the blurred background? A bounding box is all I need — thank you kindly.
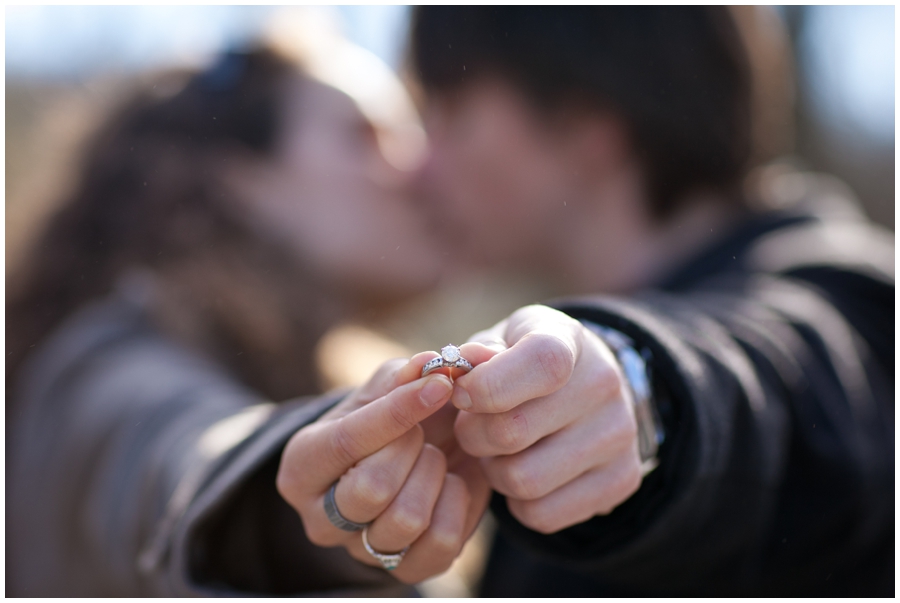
[6,4,894,288]
[5,0,896,441]
[4,5,894,597]
[7,6,893,244]
[6,4,894,274]
[7,5,894,358]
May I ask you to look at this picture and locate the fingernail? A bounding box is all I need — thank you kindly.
[452,385,472,410]
[420,377,452,406]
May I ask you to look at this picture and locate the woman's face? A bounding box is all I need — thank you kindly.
[231,76,445,303]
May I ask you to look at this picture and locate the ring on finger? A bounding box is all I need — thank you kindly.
[362,526,409,571]
[324,481,370,532]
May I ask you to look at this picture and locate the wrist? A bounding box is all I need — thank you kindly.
[580,320,664,474]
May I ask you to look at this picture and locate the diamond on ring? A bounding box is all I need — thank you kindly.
[441,344,461,363]
[421,344,473,380]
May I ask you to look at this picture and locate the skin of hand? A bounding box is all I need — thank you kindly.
[451,304,643,534]
[276,352,491,584]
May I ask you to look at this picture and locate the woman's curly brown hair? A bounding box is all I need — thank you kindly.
[8,47,342,406]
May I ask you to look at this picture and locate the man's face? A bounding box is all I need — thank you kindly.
[416,79,586,275]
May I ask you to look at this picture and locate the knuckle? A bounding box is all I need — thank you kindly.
[608,403,639,451]
[275,467,296,502]
[387,502,431,538]
[400,422,426,452]
[486,411,529,453]
[421,442,448,471]
[501,457,543,500]
[277,430,317,495]
[530,514,563,534]
[527,333,575,390]
[415,421,428,441]
[387,399,418,432]
[598,462,643,515]
[428,482,468,553]
[453,413,486,456]
[350,469,396,509]
[407,424,428,456]
[608,430,633,458]
[470,371,513,413]
[330,420,363,467]
[454,476,473,510]
[589,362,622,398]
[429,523,463,557]
[510,499,559,535]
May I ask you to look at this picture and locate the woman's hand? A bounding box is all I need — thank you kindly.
[276,352,490,583]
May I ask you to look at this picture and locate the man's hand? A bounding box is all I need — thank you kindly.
[451,305,643,534]
[277,353,490,584]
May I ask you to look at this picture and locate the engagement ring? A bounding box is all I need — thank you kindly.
[421,344,473,381]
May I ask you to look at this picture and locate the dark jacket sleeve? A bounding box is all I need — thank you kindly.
[488,229,894,596]
[8,297,407,596]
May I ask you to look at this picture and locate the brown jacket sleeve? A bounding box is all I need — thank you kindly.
[8,294,407,596]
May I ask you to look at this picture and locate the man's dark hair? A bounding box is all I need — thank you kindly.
[411,6,753,219]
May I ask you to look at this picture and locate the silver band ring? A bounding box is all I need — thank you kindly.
[362,526,409,571]
[421,344,473,380]
[324,481,370,532]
